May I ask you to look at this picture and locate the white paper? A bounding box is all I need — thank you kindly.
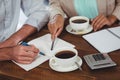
[108,26,120,37]
[13,55,49,71]
[28,34,75,57]
[13,34,75,71]
[83,27,120,53]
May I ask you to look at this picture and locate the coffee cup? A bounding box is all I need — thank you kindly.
[69,16,89,31]
[50,47,78,68]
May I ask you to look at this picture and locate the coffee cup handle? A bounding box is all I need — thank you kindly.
[50,58,59,66]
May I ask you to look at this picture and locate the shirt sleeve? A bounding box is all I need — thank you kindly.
[112,0,120,20]
[21,0,49,31]
[49,0,66,20]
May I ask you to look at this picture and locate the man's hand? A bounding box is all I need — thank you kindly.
[48,15,64,40]
[10,45,39,64]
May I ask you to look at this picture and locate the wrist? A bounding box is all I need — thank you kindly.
[0,38,17,48]
[11,24,36,44]
[0,47,12,60]
[108,15,117,26]
[54,14,64,20]
[50,14,64,24]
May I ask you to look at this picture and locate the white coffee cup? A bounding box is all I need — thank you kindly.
[69,16,89,31]
[50,47,78,68]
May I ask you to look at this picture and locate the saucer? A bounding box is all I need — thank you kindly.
[66,24,93,35]
[49,56,82,72]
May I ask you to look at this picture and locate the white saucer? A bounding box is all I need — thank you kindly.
[66,24,93,35]
[49,56,82,72]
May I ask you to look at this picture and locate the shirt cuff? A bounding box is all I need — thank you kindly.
[50,7,65,20]
[112,8,120,21]
[25,11,49,31]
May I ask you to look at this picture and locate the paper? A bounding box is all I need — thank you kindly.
[13,34,75,71]
[13,55,49,71]
[108,26,120,37]
[83,26,120,53]
[28,34,75,57]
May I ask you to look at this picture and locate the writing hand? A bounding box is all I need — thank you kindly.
[11,45,39,64]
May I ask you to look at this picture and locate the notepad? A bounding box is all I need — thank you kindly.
[83,26,120,53]
[13,34,75,71]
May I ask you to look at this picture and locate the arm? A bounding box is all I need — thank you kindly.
[0,0,49,48]
[0,24,37,48]
[112,0,120,21]
[92,0,120,31]
[49,0,65,20]
[0,0,48,64]
[0,25,39,64]
[48,0,65,40]
[22,0,49,31]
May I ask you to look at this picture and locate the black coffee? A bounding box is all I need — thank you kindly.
[72,19,87,23]
[55,51,75,59]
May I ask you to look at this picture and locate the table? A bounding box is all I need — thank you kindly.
[0,24,120,80]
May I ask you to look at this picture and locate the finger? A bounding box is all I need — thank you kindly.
[55,27,63,37]
[92,15,103,30]
[92,14,102,26]
[29,45,39,53]
[14,54,36,63]
[48,22,58,40]
[94,15,104,27]
[23,45,39,53]
[16,59,34,64]
[93,15,104,31]
[48,23,54,34]
[48,21,57,35]
[96,18,107,30]
[51,23,59,40]
[52,34,55,40]
[18,50,38,59]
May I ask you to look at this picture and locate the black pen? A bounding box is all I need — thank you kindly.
[20,42,45,56]
[51,39,55,50]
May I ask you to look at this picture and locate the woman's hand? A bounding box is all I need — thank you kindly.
[91,14,117,31]
[48,14,64,40]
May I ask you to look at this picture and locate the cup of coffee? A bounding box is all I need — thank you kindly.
[69,16,89,31]
[50,47,78,68]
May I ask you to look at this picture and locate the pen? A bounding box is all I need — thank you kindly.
[51,39,55,50]
[20,42,45,56]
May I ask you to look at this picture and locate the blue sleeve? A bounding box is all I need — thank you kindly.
[21,0,49,31]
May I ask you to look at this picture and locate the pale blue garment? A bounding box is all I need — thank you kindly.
[0,0,49,42]
[74,0,98,19]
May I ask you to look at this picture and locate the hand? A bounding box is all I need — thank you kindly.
[48,14,64,40]
[91,14,112,31]
[10,45,39,64]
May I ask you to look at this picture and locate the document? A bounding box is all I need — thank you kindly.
[83,26,120,53]
[13,34,75,71]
